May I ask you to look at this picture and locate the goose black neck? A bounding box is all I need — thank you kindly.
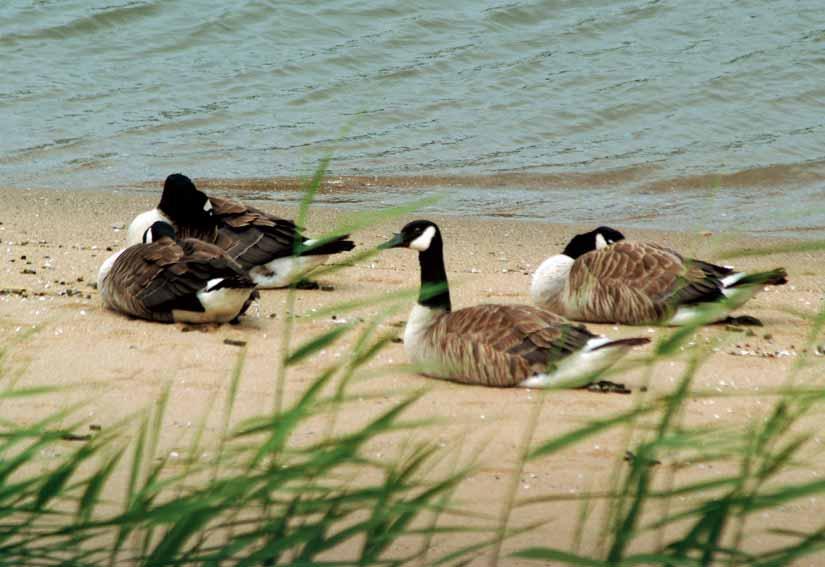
[417,240,451,311]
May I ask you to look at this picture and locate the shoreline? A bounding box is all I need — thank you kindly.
[2,185,824,563]
[5,175,825,240]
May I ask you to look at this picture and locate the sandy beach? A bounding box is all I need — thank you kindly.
[2,185,824,564]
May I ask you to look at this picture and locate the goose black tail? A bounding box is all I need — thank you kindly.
[300,234,356,256]
[730,268,788,288]
[591,337,651,352]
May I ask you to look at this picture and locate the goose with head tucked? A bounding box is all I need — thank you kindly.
[127,174,355,288]
[99,221,258,324]
[380,220,649,389]
[530,226,788,326]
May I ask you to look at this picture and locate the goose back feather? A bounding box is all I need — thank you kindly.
[100,235,255,323]
[552,241,727,324]
[410,304,597,387]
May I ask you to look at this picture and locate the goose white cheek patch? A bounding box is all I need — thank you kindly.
[410,226,436,251]
[203,200,213,212]
[127,209,171,246]
[595,233,608,249]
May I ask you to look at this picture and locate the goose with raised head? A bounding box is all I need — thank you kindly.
[380,220,649,388]
[99,221,258,323]
[127,174,355,288]
[531,226,788,325]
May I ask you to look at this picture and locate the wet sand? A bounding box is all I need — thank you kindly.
[1,186,824,564]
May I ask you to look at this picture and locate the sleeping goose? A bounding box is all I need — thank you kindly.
[99,221,258,323]
[531,226,788,326]
[380,220,649,388]
[127,174,355,288]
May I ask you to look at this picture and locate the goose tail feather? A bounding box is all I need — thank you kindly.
[300,235,356,256]
[727,268,788,288]
[589,337,651,352]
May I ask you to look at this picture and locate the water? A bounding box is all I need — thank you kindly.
[1,1,824,235]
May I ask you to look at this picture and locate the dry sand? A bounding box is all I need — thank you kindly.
[2,185,825,565]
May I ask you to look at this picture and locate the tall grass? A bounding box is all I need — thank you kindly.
[512,300,825,566]
[3,164,825,565]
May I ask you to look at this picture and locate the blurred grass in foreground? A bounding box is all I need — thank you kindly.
[2,161,825,566]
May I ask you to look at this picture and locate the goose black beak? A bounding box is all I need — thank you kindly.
[379,233,405,250]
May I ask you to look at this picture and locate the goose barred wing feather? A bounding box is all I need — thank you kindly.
[568,242,725,323]
[429,305,595,387]
[130,238,252,314]
[209,196,305,268]
[646,243,734,280]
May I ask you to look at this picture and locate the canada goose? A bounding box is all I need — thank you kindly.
[380,220,649,388]
[531,226,788,325]
[99,221,258,323]
[127,174,355,288]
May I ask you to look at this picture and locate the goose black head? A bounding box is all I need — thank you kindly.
[562,226,625,259]
[593,226,625,249]
[158,173,213,224]
[380,220,442,253]
[143,221,177,244]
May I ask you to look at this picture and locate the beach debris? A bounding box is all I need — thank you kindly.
[294,279,320,290]
[111,223,125,230]
[60,432,93,442]
[58,288,82,297]
[582,380,631,394]
[729,343,798,358]
[0,288,28,297]
[320,283,335,291]
[624,450,661,466]
[721,315,763,327]
[21,268,36,275]
[180,324,218,333]
[223,338,247,347]
[391,336,403,344]
[89,424,102,431]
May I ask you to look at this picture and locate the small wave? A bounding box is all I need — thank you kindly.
[181,158,825,196]
[640,160,825,193]
[0,2,162,45]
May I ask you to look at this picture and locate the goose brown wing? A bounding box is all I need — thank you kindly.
[569,242,725,323]
[432,305,594,387]
[209,196,305,268]
[133,238,252,313]
[646,243,734,280]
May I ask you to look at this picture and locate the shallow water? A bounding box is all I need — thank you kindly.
[1,1,824,235]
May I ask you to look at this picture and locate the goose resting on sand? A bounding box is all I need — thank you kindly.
[380,220,649,388]
[531,226,788,326]
[127,174,355,288]
[99,221,258,324]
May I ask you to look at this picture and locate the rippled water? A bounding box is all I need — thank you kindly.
[1,1,824,234]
